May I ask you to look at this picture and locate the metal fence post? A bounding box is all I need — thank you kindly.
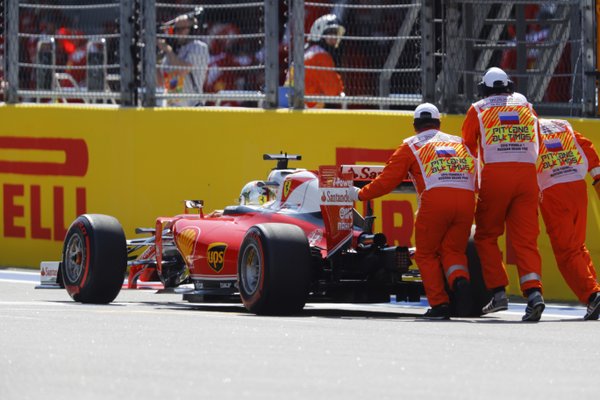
[515,4,527,97]
[263,0,278,109]
[141,0,156,107]
[582,0,596,116]
[291,0,304,110]
[463,3,474,104]
[86,39,107,93]
[120,0,135,106]
[5,0,18,103]
[442,0,461,113]
[420,0,434,104]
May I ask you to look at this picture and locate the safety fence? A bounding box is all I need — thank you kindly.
[286,0,425,109]
[1,0,597,115]
[0,0,4,101]
[440,0,596,117]
[4,0,122,104]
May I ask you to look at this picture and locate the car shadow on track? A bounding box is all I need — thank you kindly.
[157,302,422,319]
[170,304,586,322]
[160,302,530,320]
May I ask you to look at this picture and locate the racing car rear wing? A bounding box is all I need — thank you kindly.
[340,165,416,193]
[263,153,301,169]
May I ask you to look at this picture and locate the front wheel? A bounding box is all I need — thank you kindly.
[238,223,311,315]
[61,214,127,304]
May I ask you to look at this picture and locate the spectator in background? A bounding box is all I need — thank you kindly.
[302,14,345,108]
[158,8,209,107]
[58,26,87,86]
[204,23,246,107]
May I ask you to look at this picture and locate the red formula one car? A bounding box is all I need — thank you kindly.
[39,153,486,315]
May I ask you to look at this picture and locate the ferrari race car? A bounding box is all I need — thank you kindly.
[39,153,487,315]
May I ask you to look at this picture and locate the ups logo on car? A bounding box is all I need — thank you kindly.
[207,242,227,273]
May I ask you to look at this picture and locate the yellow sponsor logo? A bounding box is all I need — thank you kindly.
[207,242,227,273]
[283,180,292,198]
[176,227,199,260]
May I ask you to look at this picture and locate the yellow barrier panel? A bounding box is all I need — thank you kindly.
[1,104,599,302]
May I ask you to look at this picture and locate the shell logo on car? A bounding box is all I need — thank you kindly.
[207,242,227,273]
[175,227,201,263]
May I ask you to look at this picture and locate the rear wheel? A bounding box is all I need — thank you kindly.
[61,214,127,303]
[448,232,491,317]
[238,223,311,315]
[465,235,491,316]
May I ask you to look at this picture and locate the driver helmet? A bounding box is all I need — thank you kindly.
[308,14,345,48]
[239,180,275,206]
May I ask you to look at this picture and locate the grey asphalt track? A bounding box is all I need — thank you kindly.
[1,268,599,400]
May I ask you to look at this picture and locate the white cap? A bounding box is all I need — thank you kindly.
[413,103,440,120]
[482,67,509,88]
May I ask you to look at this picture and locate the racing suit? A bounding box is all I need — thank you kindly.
[462,92,543,296]
[537,119,600,303]
[359,129,476,307]
[304,44,344,108]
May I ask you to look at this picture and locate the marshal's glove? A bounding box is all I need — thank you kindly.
[349,186,361,202]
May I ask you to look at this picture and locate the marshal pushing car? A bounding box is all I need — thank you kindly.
[39,153,486,315]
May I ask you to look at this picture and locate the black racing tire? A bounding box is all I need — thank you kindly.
[61,214,127,304]
[448,228,491,317]
[465,235,491,317]
[238,223,311,315]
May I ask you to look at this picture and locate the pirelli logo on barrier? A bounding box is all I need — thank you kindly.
[0,137,88,241]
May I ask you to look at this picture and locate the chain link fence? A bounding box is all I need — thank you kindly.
[284,0,425,109]
[1,0,598,115]
[151,1,267,107]
[0,0,4,102]
[9,0,121,104]
[439,0,596,116]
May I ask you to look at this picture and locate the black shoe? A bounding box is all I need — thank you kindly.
[482,290,509,314]
[423,304,450,320]
[522,291,545,322]
[584,292,600,321]
[454,278,473,317]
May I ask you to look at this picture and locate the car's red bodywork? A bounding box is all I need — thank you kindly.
[41,155,424,315]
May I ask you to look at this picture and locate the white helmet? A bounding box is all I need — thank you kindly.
[482,67,509,88]
[413,102,440,120]
[308,14,345,48]
[478,67,514,96]
[239,181,275,206]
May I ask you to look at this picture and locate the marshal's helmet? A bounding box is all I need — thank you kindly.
[239,180,275,206]
[308,14,345,48]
